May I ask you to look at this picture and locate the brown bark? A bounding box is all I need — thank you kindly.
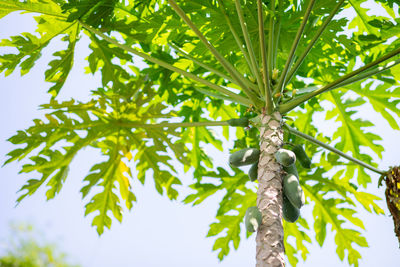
[256,112,285,267]
[385,166,400,245]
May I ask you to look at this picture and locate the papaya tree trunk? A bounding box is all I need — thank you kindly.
[256,112,285,267]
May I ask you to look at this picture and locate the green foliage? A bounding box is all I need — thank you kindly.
[4,76,189,235]
[324,91,384,187]
[1,0,400,266]
[0,0,64,20]
[184,168,256,260]
[285,100,385,266]
[0,223,80,267]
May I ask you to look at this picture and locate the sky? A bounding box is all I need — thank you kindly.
[1,5,400,267]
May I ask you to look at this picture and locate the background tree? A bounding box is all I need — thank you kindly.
[1,0,400,266]
[0,223,80,267]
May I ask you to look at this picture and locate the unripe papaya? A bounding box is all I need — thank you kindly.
[274,149,296,167]
[283,173,305,209]
[248,163,258,181]
[229,148,260,167]
[245,206,262,232]
[282,194,300,223]
[292,145,311,169]
[283,163,299,178]
[227,117,249,127]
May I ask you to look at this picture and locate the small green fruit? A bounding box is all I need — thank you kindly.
[248,163,258,181]
[229,148,260,167]
[282,194,300,223]
[283,173,305,209]
[283,163,299,178]
[245,206,262,232]
[292,145,311,169]
[275,148,296,167]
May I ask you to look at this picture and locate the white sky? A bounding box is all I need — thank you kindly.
[1,6,400,267]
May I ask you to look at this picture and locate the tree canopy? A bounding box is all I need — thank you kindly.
[1,0,400,266]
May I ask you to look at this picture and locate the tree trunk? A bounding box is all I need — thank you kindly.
[256,112,285,267]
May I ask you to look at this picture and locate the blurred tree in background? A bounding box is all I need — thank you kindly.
[0,223,80,267]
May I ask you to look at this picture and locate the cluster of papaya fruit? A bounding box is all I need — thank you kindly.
[276,146,310,224]
[227,118,311,232]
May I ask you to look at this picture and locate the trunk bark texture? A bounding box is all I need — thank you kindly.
[256,112,285,267]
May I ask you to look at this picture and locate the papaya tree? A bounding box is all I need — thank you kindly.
[1,0,400,266]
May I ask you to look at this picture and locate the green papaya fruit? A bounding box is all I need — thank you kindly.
[282,194,300,223]
[229,148,260,167]
[283,173,305,209]
[283,163,299,178]
[292,145,311,169]
[248,163,258,181]
[245,206,262,232]
[274,148,296,167]
[227,117,249,127]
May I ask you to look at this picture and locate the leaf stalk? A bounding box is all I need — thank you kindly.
[218,0,255,80]
[275,0,316,95]
[234,0,265,98]
[79,21,252,107]
[168,0,262,107]
[279,46,400,113]
[285,0,346,85]
[258,0,274,113]
[284,124,386,175]
[168,43,259,92]
[115,120,229,129]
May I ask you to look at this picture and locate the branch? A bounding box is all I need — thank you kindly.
[284,124,386,175]
[79,21,253,107]
[168,43,258,92]
[218,0,255,81]
[275,0,316,95]
[168,0,262,107]
[268,0,275,78]
[258,0,274,113]
[169,43,232,82]
[234,0,265,97]
[272,0,283,70]
[279,46,400,113]
[193,86,240,103]
[278,57,400,106]
[285,0,345,85]
[115,120,229,128]
[332,58,400,89]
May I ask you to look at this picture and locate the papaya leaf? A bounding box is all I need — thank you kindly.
[0,0,65,19]
[348,0,382,36]
[0,32,47,76]
[4,76,193,234]
[86,33,132,92]
[62,0,118,29]
[344,81,400,130]
[184,167,255,260]
[283,217,312,266]
[0,12,79,96]
[325,91,383,187]
[303,182,368,266]
[83,133,136,235]
[207,187,256,260]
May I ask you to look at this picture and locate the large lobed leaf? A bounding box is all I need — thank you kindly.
[4,76,191,234]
